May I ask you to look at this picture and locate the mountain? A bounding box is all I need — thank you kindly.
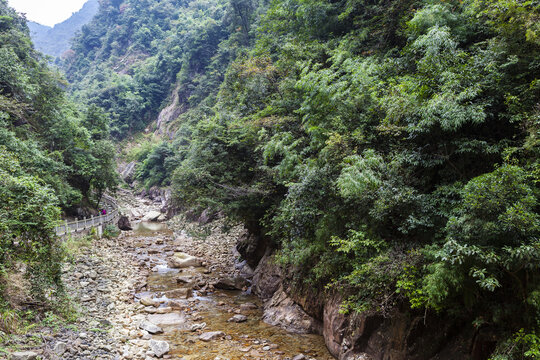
[28,0,99,58]
[64,0,540,358]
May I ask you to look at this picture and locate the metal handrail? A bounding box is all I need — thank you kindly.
[55,194,120,236]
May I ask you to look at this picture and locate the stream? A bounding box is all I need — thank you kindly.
[129,221,334,360]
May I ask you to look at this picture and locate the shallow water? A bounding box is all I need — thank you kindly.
[132,221,173,236]
[132,222,334,360]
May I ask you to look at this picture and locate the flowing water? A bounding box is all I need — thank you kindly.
[131,222,334,360]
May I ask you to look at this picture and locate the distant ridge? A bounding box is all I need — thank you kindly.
[28,0,99,58]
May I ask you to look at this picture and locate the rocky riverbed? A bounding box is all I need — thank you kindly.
[6,193,333,360]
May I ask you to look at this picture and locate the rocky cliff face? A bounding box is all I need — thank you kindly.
[239,234,492,360]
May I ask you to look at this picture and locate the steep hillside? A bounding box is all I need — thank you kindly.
[0,0,117,312]
[65,0,540,358]
[28,0,99,58]
[63,0,256,139]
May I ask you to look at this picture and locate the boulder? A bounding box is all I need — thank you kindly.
[199,331,225,342]
[149,340,170,358]
[163,288,191,299]
[169,252,201,268]
[140,296,158,307]
[117,215,133,231]
[214,276,249,291]
[143,210,162,222]
[139,320,163,334]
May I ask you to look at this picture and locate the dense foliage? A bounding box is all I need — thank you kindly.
[0,0,117,308]
[63,0,258,139]
[67,0,539,356]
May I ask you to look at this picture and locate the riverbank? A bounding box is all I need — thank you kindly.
[4,193,333,360]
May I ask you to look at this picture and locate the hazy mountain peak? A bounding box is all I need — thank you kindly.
[28,0,99,58]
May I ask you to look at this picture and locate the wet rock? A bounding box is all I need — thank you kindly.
[118,215,133,231]
[149,340,170,358]
[240,302,258,311]
[176,276,192,284]
[214,276,249,291]
[199,331,225,342]
[227,314,248,323]
[10,352,39,360]
[163,288,191,299]
[169,252,201,268]
[143,211,162,222]
[190,323,207,331]
[139,320,163,334]
[140,296,159,307]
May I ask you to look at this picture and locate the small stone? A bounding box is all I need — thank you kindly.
[227,314,247,323]
[239,302,258,310]
[293,355,307,360]
[190,323,207,331]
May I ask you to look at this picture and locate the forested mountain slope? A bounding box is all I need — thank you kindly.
[27,0,99,58]
[65,0,540,358]
[0,0,116,311]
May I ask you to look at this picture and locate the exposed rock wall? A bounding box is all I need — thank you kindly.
[240,233,483,360]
